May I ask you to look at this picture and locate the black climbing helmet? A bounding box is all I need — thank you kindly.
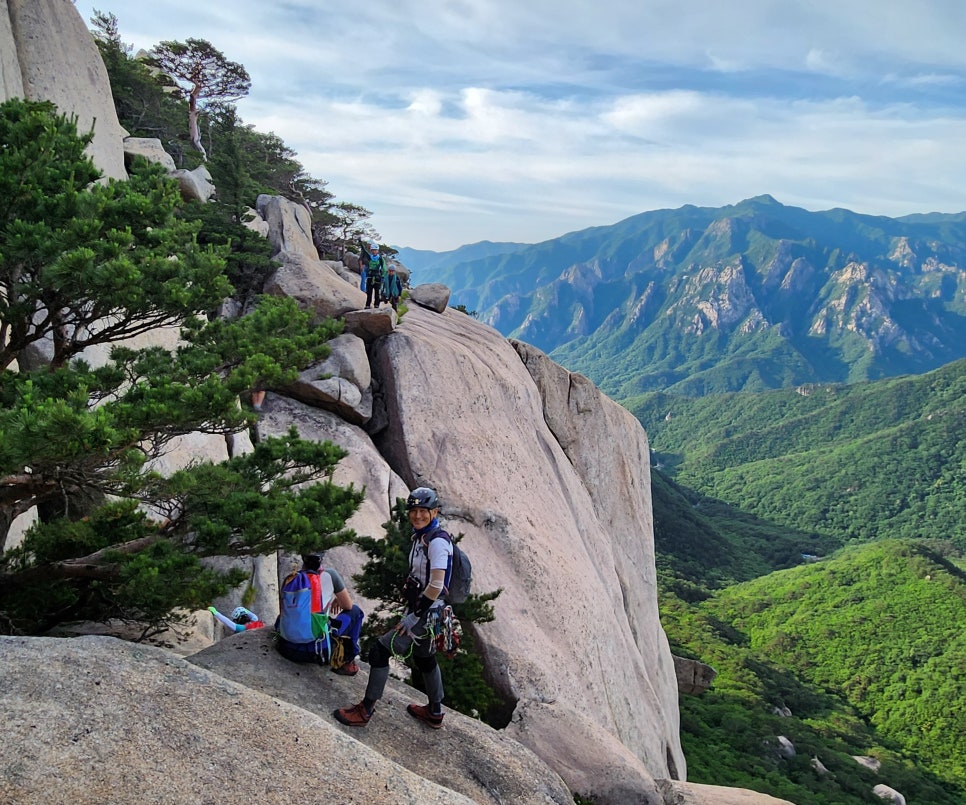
[406,487,439,511]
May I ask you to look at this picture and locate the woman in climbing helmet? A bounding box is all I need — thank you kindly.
[334,486,453,730]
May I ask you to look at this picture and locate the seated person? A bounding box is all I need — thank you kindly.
[276,552,365,676]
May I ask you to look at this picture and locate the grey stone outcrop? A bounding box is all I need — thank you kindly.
[123,136,177,172]
[241,206,271,237]
[255,194,318,259]
[656,781,794,804]
[253,394,408,562]
[285,333,373,424]
[368,305,684,801]
[0,0,127,179]
[191,630,576,804]
[264,250,365,321]
[0,634,481,805]
[343,306,398,341]
[854,755,882,772]
[673,655,718,695]
[327,257,361,285]
[409,281,451,312]
[172,163,216,202]
[873,784,907,805]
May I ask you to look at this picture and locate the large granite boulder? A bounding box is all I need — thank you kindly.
[0,634,482,805]
[657,781,793,804]
[172,163,216,202]
[285,332,373,424]
[255,194,318,259]
[409,282,451,312]
[253,394,409,559]
[873,784,907,805]
[123,136,177,172]
[672,655,718,695]
[264,250,366,321]
[369,304,683,802]
[0,0,127,179]
[344,306,398,341]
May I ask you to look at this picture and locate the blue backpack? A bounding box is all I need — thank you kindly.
[276,570,331,664]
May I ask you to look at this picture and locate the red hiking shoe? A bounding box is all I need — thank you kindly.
[334,702,371,727]
[407,703,444,729]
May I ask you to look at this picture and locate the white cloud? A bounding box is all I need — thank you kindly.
[406,89,443,117]
[73,0,966,249]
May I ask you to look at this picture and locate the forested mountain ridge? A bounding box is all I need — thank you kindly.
[402,195,966,398]
[638,359,966,803]
[662,539,966,803]
[628,358,966,553]
[395,240,527,279]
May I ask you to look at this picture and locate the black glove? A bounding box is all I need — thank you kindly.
[414,594,435,617]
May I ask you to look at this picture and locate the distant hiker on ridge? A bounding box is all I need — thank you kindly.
[383,264,403,311]
[360,240,387,309]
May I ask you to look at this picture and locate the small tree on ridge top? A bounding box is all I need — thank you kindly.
[148,38,251,161]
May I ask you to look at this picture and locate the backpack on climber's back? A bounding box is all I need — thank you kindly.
[429,530,472,604]
[276,569,331,664]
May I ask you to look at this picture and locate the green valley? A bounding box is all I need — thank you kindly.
[661,540,966,803]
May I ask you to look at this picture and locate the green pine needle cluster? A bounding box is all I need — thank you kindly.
[0,98,360,637]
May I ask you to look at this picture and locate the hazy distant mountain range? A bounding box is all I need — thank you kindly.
[397,195,966,398]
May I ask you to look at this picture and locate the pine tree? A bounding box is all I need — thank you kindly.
[0,98,361,637]
[147,38,251,161]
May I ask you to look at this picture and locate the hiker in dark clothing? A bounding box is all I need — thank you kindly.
[383,264,403,311]
[333,487,453,729]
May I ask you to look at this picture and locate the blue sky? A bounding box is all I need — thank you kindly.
[73,1,966,250]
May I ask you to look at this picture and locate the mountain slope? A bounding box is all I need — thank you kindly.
[629,358,966,552]
[705,539,966,792]
[650,469,838,589]
[403,196,966,397]
[660,540,966,804]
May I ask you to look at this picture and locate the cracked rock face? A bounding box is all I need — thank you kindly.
[1,0,128,180]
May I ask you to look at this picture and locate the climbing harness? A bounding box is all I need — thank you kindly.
[389,614,438,661]
[388,606,462,661]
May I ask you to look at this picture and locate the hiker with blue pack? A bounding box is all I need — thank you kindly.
[334,487,455,729]
[275,552,365,676]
